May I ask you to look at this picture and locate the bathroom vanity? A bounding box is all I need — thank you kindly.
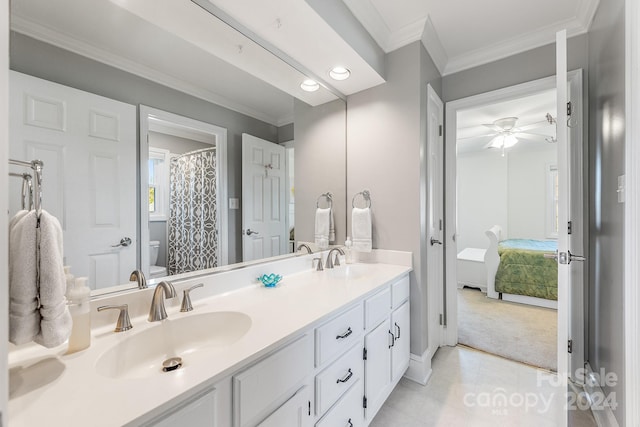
[8,251,412,427]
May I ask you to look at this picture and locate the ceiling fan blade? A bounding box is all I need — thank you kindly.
[457,133,496,140]
[516,120,550,131]
[515,131,554,138]
[482,124,503,132]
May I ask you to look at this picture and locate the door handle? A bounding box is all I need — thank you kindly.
[430,237,442,246]
[111,237,132,247]
[244,229,259,236]
[559,251,586,265]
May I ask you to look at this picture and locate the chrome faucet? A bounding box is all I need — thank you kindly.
[148,281,177,322]
[296,243,313,254]
[325,248,345,269]
[130,269,147,289]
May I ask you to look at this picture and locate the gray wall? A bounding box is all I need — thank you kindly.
[10,33,282,264]
[294,98,347,245]
[442,34,589,102]
[347,42,442,356]
[588,0,626,423]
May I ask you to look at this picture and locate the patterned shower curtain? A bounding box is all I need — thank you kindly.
[168,148,218,275]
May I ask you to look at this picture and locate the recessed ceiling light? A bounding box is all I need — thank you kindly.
[300,79,320,92]
[329,66,351,81]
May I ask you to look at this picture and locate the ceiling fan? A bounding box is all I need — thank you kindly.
[461,115,556,155]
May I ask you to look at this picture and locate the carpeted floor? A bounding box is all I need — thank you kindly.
[457,287,557,371]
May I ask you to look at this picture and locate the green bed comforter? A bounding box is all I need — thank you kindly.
[494,247,558,300]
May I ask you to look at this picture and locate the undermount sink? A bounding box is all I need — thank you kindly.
[95,311,251,380]
[327,264,370,280]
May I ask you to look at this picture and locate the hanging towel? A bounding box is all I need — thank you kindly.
[34,210,72,348]
[352,207,372,252]
[315,207,335,246]
[9,210,41,345]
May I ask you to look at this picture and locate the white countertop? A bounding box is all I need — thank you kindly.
[8,259,411,427]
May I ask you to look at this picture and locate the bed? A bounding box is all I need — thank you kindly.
[485,225,558,309]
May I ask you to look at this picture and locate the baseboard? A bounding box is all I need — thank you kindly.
[403,350,432,385]
[584,363,620,427]
[501,293,558,309]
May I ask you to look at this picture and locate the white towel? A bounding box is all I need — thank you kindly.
[352,207,372,252]
[315,208,335,245]
[34,211,72,348]
[9,210,41,345]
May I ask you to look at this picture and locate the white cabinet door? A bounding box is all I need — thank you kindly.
[257,386,312,427]
[150,388,216,427]
[391,301,410,382]
[364,320,391,421]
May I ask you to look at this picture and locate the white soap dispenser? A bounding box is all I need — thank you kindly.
[344,237,353,264]
[67,276,91,354]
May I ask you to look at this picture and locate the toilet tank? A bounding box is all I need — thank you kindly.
[149,240,160,266]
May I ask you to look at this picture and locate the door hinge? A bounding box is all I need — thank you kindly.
[567,102,572,118]
[568,339,573,354]
[439,125,443,137]
[363,347,368,361]
[363,396,368,409]
[567,221,572,235]
[439,219,443,231]
[439,314,443,325]
[308,401,311,416]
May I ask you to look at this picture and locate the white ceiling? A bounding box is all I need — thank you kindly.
[343,0,600,75]
[457,89,557,154]
[11,0,343,126]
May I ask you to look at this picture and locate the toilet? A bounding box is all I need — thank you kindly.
[149,240,167,278]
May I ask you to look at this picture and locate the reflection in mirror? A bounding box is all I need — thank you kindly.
[9,0,346,296]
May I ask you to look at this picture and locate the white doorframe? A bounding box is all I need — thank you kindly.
[139,106,229,276]
[0,3,9,422]
[625,0,640,424]
[443,71,583,348]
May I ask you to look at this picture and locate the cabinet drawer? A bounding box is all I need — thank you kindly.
[315,344,363,415]
[364,287,391,330]
[315,379,364,427]
[315,304,363,367]
[391,275,410,309]
[234,334,313,427]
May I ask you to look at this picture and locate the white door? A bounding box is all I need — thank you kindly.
[426,85,445,353]
[242,133,286,262]
[556,31,586,382]
[9,71,137,290]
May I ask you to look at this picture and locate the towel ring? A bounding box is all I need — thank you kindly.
[316,192,333,209]
[352,190,372,208]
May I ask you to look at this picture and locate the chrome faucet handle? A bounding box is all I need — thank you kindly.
[130,269,147,289]
[333,253,341,267]
[313,257,324,271]
[148,281,177,322]
[180,283,204,312]
[97,304,133,332]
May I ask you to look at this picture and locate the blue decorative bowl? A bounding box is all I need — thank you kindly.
[258,273,282,287]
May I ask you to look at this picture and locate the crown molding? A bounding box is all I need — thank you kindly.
[11,16,283,126]
[442,13,591,76]
[420,15,447,75]
[341,0,392,51]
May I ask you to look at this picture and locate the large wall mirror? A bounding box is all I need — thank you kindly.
[8,0,347,296]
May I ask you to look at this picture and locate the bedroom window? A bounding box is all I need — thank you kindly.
[546,164,559,238]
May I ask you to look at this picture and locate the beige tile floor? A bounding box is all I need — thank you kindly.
[370,346,597,427]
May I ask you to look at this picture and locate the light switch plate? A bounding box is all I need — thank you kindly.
[617,175,625,203]
[229,198,239,209]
